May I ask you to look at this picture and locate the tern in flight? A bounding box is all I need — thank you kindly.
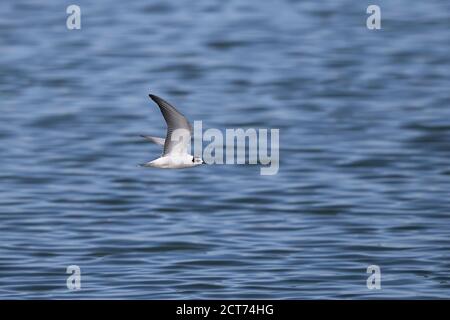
[140,94,205,169]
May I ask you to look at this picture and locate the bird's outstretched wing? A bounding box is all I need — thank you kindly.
[140,135,165,146]
[149,94,192,156]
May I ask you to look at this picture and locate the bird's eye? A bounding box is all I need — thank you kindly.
[192,156,195,163]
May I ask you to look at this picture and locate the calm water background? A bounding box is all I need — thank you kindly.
[1,0,449,299]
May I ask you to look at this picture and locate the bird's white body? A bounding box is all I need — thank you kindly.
[140,94,205,169]
[143,154,202,169]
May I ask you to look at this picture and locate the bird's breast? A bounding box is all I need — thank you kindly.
[152,155,195,169]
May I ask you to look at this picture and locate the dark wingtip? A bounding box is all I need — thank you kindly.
[149,94,159,101]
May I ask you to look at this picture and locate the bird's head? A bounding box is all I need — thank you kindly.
[192,156,206,165]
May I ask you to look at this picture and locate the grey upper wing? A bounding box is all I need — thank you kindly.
[149,94,192,156]
[140,135,165,146]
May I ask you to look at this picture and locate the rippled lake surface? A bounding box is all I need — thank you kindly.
[1,0,449,299]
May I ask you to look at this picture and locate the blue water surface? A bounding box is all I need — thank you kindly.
[0,0,449,299]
